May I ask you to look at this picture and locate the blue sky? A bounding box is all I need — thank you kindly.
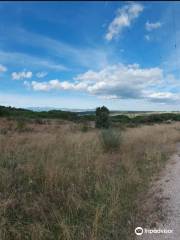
[0,1,180,110]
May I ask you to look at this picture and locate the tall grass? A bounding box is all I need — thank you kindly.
[100,128,121,152]
[0,121,180,239]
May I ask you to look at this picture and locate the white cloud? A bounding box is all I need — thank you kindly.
[146,91,180,103]
[24,63,180,104]
[12,71,33,80]
[105,2,143,41]
[74,64,163,99]
[145,34,151,41]
[24,79,74,91]
[145,21,162,31]
[0,64,7,72]
[0,50,67,72]
[36,72,48,78]
[1,27,112,70]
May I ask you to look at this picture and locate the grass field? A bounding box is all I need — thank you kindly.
[0,118,180,240]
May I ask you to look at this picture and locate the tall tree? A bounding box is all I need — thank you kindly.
[95,106,110,128]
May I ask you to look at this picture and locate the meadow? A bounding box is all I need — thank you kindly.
[0,117,180,240]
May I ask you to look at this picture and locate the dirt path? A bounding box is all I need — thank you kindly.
[137,144,180,240]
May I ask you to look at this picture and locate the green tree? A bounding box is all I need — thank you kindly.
[95,106,110,128]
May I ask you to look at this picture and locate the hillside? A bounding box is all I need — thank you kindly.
[1,106,180,126]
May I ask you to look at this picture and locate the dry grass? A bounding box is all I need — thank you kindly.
[0,119,180,240]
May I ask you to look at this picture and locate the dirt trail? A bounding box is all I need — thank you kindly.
[138,144,180,240]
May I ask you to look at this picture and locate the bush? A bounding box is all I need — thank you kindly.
[111,115,130,124]
[34,118,44,124]
[80,121,89,132]
[16,119,27,132]
[100,128,121,152]
[95,106,110,128]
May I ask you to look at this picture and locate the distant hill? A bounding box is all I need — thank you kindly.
[0,105,78,121]
[1,105,180,125]
[28,107,96,113]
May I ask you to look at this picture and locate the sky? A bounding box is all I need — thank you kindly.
[0,1,180,110]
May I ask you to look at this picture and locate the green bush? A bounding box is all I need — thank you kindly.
[111,115,130,124]
[95,106,110,128]
[100,128,121,152]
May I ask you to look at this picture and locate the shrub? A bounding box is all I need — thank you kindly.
[100,128,121,152]
[111,115,131,124]
[34,118,44,124]
[16,119,26,132]
[80,121,89,132]
[95,106,110,128]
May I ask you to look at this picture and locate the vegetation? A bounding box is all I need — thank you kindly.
[100,128,121,152]
[80,121,89,132]
[0,118,180,239]
[0,106,77,121]
[111,112,180,125]
[16,118,27,132]
[1,105,180,127]
[95,106,110,128]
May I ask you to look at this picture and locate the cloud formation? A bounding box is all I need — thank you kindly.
[0,64,7,72]
[0,50,67,72]
[1,27,112,70]
[105,2,143,41]
[12,71,33,80]
[24,79,73,91]
[36,72,48,78]
[145,21,162,31]
[147,91,180,103]
[24,63,180,103]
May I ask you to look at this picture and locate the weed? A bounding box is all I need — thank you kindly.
[101,128,121,152]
